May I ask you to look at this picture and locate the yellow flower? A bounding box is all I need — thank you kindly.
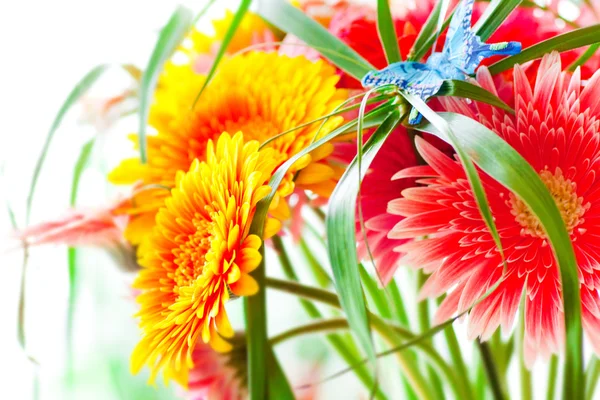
[111,51,347,245]
[150,11,275,133]
[130,132,277,384]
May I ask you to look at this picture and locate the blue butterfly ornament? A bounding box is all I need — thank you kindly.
[362,0,522,124]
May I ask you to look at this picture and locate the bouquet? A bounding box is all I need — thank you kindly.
[10,0,600,398]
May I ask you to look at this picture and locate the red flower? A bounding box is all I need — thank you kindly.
[388,53,600,365]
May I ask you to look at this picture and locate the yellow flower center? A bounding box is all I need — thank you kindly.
[509,168,589,239]
[172,217,212,289]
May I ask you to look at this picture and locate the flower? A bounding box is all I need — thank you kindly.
[151,11,276,133]
[14,199,128,248]
[111,51,346,245]
[130,132,277,383]
[182,334,247,400]
[388,53,600,365]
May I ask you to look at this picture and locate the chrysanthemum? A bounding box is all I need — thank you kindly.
[111,52,346,244]
[388,53,600,364]
[130,132,277,383]
[182,334,247,400]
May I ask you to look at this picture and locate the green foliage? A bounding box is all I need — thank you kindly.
[376,0,402,63]
[489,24,600,75]
[258,0,373,80]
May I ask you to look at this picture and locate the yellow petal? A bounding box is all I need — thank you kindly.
[229,274,259,296]
[263,217,282,239]
[295,162,335,185]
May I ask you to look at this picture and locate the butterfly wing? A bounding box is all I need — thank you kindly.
[403,67,445,124]
[443,0,521,74]
[362,61,433,88]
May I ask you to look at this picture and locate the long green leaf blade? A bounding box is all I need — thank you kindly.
[473,0,522,41]
[416,112,584,400]
[191,0,251,107]
[326,110,402,385]
[25,64,108,224]
[409,0,449,60]
[376,0,401,63]
[138,6,193,163]
[437,79,514,114]
[488,24,600,75]
[267,346,295,400]
[258,0,373,80]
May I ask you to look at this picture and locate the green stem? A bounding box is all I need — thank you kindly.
[270,318,350,346]
[271,237,385,399]
[388,279,410,326]
[417,272,445,399]
[264,277,464,399]
[518,303,532,400]
[547,356,559,400]
[437,297,473,400]
[586,357,600,400]
[477,340,506,400]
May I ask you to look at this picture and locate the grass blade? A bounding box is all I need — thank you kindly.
[473,0,522,41]
[25,64,108,224]
[414,111,584,400]
[267,345,294,400]
[376,0,401,63]
[138,6,193,163]
[488,24,600,75]
[409,0,450,60]
[568,43,600,72]
[191,0,251,107]
[437,79,514,114]
[326,110,402,384]
[258,0,373,80]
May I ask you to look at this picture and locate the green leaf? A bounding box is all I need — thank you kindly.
[139,6,193,163]
[409,2,454,62]
[568,43,600,72]
[376,0,401,63]
[267,346,295,400]
[408,0,456,61]
[437,79,514,114]
[415,111,584,400]
[326,110,402,382]
[191,0,251,107]
[244,245,269,400]
[26,64,108,224]
[258,0,373,80]
[586,356,600,400]
[488,24,600,75]
[473,0,522,41]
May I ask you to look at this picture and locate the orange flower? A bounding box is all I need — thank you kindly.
[130,132,277,383]
[110,52,346,245]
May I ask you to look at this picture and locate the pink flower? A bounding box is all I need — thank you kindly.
[388,53,600,365]
[15,199,128,248]
[182,338,246,400]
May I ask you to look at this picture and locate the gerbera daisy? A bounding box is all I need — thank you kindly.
[388,53,600,364]
[182,334,247,400]
[110,51,346,244]
[151,11,276,134]
[130,132,278,383]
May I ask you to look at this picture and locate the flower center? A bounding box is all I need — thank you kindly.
[172,217,212,289]
[509,168,588,239]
